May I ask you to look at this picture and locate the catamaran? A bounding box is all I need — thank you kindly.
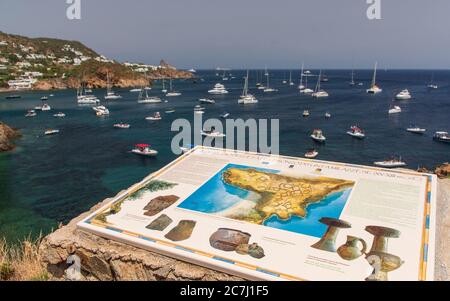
[166,79,181,97]
[311,71,329,98]
[239,71,258,104]
[77,82,100,104]
[366,62,382,94]
[104,72,122,100]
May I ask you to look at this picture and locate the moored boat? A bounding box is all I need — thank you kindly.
[406,126,426,134]
[44,129,60,136]
[347,126,366,139]
[395,89,411,100]
[388,105,402,114]
[433,131,450,143]
[145,112,162,121]
[374,157,407,168]
[113,123,130,129]
[311,129,326,143]
[25,110,37,117]
[305,149,319,159]
[53,112,66,118]
[131,144,158,157]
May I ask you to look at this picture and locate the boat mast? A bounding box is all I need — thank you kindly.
[300,63,304,87]
[315,70,322,92]
[289,70,292,84]
[372,62,378,87]
[243,70,249,97]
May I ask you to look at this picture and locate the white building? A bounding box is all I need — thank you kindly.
[7,77,37,90]
[0,41,8,46]
[23,71,43,77]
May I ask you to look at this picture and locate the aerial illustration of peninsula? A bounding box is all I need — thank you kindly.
[178,164,355,238]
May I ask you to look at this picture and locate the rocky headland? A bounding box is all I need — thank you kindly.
[0,122,21,152]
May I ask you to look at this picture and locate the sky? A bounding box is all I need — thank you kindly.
[0,0,449,69]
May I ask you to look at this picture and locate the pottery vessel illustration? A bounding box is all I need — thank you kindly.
[337,235,367,260]
[311,217,352,252]
[365,251,404,281]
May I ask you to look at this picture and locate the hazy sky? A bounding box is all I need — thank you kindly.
[1,0,449,69]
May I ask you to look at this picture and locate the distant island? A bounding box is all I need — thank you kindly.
[0,31,194,92]
[222,168,355,224]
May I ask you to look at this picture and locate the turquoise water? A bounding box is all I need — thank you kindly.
[0,69,449,242]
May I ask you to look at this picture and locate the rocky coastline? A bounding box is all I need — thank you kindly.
[0,122,21,152]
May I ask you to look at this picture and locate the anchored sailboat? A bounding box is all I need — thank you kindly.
[366,62,382,94]
[239,70,258,104]
[311,70,329,98]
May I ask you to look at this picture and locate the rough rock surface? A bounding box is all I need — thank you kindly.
[39,179,450,281]
[39,191,243,281]
[435,163,450,179]
[0,122,21,152]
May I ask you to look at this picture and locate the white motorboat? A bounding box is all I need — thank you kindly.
[311,129,326,143]
[406,126,426,134]
[41,104,51,111]
[347,126,366,139]
[199,98,215,104]
[303,110,310,117]
[165,109,176,114]
[114,123,130,129]
[395,89,411,100]
[93,105,110,116]
[366,62,383,94]
[433,131,450,143]
[220,112,230,118]
[25,110,37,117]
[53,112,66,118]
[311,71,329,98]
[130,88,142,93]
[388,105,402,114]
[374,157,407,168]
[40,96,48,101]
[239,71,258,104]
[201,129,226,138]
[104,72,122,100]
[44,129,59,136]
[208,83,228,95]
[325,112,331,118]
[165,79,181,97]
[131,144,158,157]
[146,112,162,121]
[305,149,319,159]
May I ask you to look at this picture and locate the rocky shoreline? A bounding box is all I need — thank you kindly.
[0,122,21,152]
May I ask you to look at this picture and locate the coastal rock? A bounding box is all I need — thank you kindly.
[38,191,242,281]
[164,220,196,242]
[143,195,179,216]
[0,122,21,152]
[146,214,173,231]
[209,228,251,252]
[435,163,450,179]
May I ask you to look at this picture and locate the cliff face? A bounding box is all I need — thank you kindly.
[0,122,21,152]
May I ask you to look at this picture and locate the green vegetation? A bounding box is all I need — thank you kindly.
[128,180,177,200]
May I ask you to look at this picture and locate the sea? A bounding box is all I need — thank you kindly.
[0,69,449,242]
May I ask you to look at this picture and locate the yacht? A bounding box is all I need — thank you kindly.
[433,131,450,143]
[395,89,412,100]
[93,105,110,116]
[347,126,366,139]
[311,71,329,98]
[374,157,407,168]
[138,87,162,103]
[146,112,162,121]
[199,98,215,104]
[208,83,228,95]
[113,123,130,129]
[77,83,100,104]
[263,72,277,93]
[131,144,158,157]
[239,71,258,104]
[303,110,310,117]
[44,129,60,136]
[366,62,382,94]
[104,72,122,100]
[201,128,226,138]
[25,110,37,117]
[53,112,66,118]
[406,126,426,134]
[41,104,51,111]
[305,149,319,159]
[166,79,181,97]
[388,105,402,114]
[311,129,326,143]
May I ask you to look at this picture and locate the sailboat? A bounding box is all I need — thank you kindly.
[239,70,258,104]
[77,81,99,104]
[349,69,356,86]
[311,71,329,98]
[366,62,382,94]
[298,63,305,90]
[257,70,266,89]
[104,72,122,100]
[289,70,294,86]
[427,73,438,89]
[300,74,314,94]
[264,65,269,76]
[138,84,162,103]
[263,71,277,93]
[161,79,168,93]
[166,79,181,97]
[282,72,287,84]
[222,70,229,81]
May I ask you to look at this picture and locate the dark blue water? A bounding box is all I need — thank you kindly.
[0,69,449,241]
